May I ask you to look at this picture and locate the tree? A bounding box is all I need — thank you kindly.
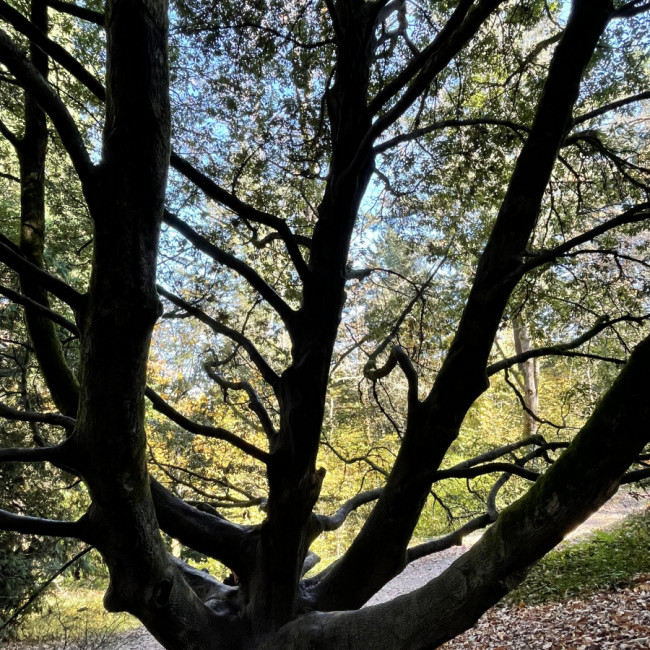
[0,0,649,647]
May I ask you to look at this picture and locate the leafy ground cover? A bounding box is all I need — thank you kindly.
[504,504,650,606]
[443,503,650,649]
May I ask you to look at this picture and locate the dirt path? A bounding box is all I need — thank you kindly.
[366,488,649,606]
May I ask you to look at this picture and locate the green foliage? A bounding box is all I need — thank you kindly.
[505,501,650,606]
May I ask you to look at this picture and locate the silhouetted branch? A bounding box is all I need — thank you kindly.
[316,488,383,532]
[145,388,270,464]
[374,117,528,154]
[407,513,492,562]
[488,314,648,375]
[613,0,650,18]
[45,0,104,25]
[157,286,280,388]
[203,364,277,441]
[573,90,650,125]
[0,401,75,430]
[167,159,309,281]
[365,345,418,404]
[150,478,252,574]
[0,508,85,537]
[517,203,650,276]
[0,442,65,463]
[0,28,95,186]
[0,235,83,309]
[164,211,296,328]
[0,283,78,334]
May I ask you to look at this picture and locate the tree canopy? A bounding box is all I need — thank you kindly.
[0,0,649,647]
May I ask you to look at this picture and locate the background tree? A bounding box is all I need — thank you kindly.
[0,0,649,648]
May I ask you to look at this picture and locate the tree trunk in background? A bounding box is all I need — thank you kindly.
[514,317,539,437]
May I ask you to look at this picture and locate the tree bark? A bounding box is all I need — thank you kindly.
[17,0,79,418]
[267,332,650,649]
[513,317,539,436]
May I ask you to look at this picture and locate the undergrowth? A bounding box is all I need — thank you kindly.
[504,503,650,606]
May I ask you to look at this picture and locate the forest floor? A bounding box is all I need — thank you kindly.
[4,489,649,650]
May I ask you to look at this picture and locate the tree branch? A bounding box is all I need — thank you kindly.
[0,0,104,100]
[157,286,280,388]
[613,0,650,18]
[573,90,650,125]
[0,283,78,334]
[0,28,94,186]
[149,478,252,575]
[44,0,104,25]
[0,235,83,309]
[364,345,418,405]
[517,202,650,276]
[0,114,19,146]
[0,508,85,537]
[366,0,504,142]
[315,487,383,532]
[374,117,529,154]
[0,401,75,431]
[145,387,270,464]
[487,314,649,375]
[434,462,539,482]
[163,211,296,330]
[203,364,278,442]
[407,513,493,562]
[368,0,477,114]
[167,157,309,281]
[444,435,545,471]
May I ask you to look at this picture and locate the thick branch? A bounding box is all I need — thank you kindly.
[366,0,504,142]
[0,0,104,100]
[145,388,270,464]
[0,401,75,430]
[613,0,650,17]
[0,508,85,537]
[0,235,83,308]
[150,478,251,575]
[274,332,650,648]
[45,0,104,25]
[368,0,476,114]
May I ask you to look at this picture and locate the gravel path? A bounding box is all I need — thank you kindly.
[366,488,649,607]
[6,488,648,650]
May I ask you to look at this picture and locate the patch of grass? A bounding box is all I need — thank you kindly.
[7,585,139,648]
[505,506,650,606]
